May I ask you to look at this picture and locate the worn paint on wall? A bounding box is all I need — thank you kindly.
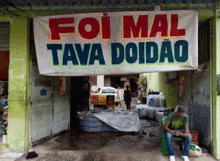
[178,65,210,104]
[159,73,179,109]
[31,59,71,143]
[177,70,192,108]
[212,10,220,159]
[7,17,30,151]
[30,61,53,142]
[9,59,25,100]
[192,68,210,106]
[145,73,160,92]
[52,76,71,134]
[179,62,211,147]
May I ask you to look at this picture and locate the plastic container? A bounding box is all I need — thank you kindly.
[189,130,199,145]
[139,107,145,119]
[148,107,165,119]
[147,93,165,107]
[78,113,118,132]
[156,111,164,122]
[135,104,150,118]
[78,114,104,132]
[135,105,141,117]
[135,104,144,118]
[89,104,94,110]
[147,107,154,119]
[147,96,159,107]
[142,107,149,118]
[159,92,165,107]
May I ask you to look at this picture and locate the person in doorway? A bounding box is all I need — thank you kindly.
[115,86,122,107]
[163,105,192,161]
[124,85,132,110]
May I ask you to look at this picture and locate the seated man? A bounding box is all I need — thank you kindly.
[163,105,192,161]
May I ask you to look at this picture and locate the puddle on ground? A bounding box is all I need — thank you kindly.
[55,131,135,151]
[54,120,161,151]
[81,152,105,161]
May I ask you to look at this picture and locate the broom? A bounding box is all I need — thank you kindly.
[26,101,38,159]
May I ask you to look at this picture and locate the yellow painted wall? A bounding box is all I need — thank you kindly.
[7,17,30,151]
[144,72,179,109]
[211,9,220,159]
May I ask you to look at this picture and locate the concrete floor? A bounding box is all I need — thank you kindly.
[2,98,217,161]
[15,128,217,161]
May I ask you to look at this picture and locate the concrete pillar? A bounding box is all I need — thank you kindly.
[211,9,220,159]
[7,17,30,151]
[97,75,104,87]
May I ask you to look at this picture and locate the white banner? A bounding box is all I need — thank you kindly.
[34,10,198,76]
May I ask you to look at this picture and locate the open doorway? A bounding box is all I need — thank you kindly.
[70,76,90,130]
[26,10,213,161]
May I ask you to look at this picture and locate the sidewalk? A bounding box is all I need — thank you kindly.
[0,151,24,161]
[14,132,218,161]
[2,98,218,161]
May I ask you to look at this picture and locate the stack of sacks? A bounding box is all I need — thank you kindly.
[156,111,165,122]
[148,107,165,119]
[146,92,166,120]
[135,104,149,119]
[135,92,169,120]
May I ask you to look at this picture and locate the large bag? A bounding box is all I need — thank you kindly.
[189,143,202,157]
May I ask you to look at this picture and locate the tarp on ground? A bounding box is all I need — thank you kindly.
[93,110,141,132]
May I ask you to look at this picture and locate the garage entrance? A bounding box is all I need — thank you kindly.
[70,76,90,130]
[26,9,213,161]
